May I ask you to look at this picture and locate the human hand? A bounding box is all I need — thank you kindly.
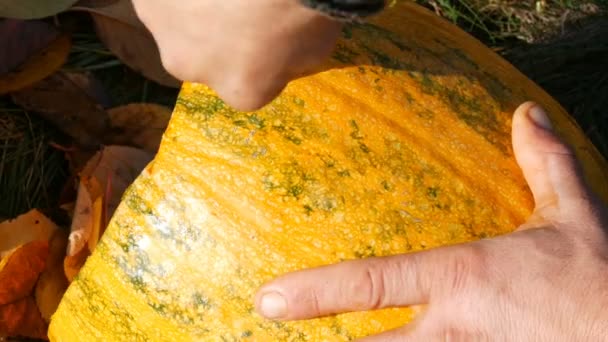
[132,0,342,111]
[254,102,608,341]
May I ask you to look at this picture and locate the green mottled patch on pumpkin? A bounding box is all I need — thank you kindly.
[332,43,360,64]
[408,71,509,154]
[381,180,393,191]
[363,45,415,71]
[176,94,223,121]
[293,97,306,107]
[349,22,412,52]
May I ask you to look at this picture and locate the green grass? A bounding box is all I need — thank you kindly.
[0,101,68,220]
[416,0,606,44]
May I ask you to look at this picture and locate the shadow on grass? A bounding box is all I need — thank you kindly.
[504,16,608,157]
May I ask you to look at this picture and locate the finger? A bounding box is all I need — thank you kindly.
[255,245,473,321]
[511,102,591,211]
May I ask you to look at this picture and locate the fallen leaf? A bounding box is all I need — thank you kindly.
[64,71,112,109]
[50,143,98,177]
[0,20,58,75]
[0,209,58,255]
[105,103,172,153]
[0,212,62,338]
[67,146,152,258]
[72,0,180,87]
[0,20,71,95]
[72,0,141,38]
[35,230,69,322]
[66,177,96,257]
[0,296,47,339]
[11,71,110,148]
[0,0,78,19]
[0,241,49,305]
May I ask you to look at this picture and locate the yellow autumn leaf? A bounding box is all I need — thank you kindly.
[0,204,63,338]
[35,230,69,323]
[0,209,59,255]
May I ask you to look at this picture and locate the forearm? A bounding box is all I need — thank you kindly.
[299,0,386,20]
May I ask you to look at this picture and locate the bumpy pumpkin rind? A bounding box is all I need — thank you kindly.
[49,3,608,341]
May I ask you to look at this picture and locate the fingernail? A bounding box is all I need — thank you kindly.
[528,104,553,131]
[258,292,287,319]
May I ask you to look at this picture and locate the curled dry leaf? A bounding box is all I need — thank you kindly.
[35,230,69,322]
[0,209,58,256]
[0,241,49,306]
[105,103,172,153]
[71,0,180,87]
[67,177,101,257]
[0,0,78,19]
[66,146,152,279]
[0,20,71,95]
[0,296,47,340]
[11,71,110,149]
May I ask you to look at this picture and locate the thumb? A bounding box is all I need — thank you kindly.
[512,102,590,212]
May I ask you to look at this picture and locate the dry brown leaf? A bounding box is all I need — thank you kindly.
[35,230,69,322]
[0,20,58,75]
[59,146,98,177]
[0,241,49,306]
[71,0,180,87]
[67,177,103,257]
[0,210,58,256]
[11,71,110,148]
[67,146,152,258]
[0,24,71,95]
[105,103,172,153]
[66,176,95,257]
[72,0,139,26]
[0,296,47,340]
[64,71,112,109]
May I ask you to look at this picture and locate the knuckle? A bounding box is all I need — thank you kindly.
[442,244,489,294]
[306,287,323,318]
[350,260,389,311]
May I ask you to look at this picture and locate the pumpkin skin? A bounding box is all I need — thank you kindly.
[49,2,608,341]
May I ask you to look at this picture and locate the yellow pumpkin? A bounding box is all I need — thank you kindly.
[49,2,608,341]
